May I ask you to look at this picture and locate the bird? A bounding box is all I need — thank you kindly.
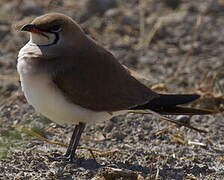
[17,13,215,162]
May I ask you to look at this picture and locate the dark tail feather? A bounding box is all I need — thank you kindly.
[134,94,200,109]
[149,94,200,107]
[150,106,218,115]
[132,94,218,115]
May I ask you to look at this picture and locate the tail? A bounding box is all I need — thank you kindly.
[132,94,217,115]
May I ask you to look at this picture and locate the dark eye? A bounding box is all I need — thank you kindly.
[50,25,61,32]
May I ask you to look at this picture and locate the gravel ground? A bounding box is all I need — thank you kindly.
[0,0,224,179]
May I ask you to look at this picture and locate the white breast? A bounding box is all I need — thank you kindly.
[17,46,126,125]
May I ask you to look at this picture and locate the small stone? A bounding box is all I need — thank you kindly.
[20,2,43,16]
[111,131,126,141]
[103,120,114,133]
[164,0,182,9]
[80,0,118,22]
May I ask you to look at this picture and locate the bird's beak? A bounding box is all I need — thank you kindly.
[21,24,36,32]
[21,24,44,34]
[21,24,49,39]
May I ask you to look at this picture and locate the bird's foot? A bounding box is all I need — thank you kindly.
[50,153,75,163]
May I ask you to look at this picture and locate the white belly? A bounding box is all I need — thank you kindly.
[17,58,125,125]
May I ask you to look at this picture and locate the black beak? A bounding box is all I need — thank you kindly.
[21,24,35,32]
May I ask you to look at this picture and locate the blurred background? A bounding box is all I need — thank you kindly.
[0,0,224,179]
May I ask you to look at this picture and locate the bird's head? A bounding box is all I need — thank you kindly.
[21,13,86,48]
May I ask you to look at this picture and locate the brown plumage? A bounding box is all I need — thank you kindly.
[50,40,159,112]
[18,13,218,162]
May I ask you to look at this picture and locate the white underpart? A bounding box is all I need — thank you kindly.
[17,43,127,125]
[30,32,56,46]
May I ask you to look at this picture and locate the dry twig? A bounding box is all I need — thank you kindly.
[129,110,208,133]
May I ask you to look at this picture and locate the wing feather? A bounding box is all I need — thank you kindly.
[49,43,158,111]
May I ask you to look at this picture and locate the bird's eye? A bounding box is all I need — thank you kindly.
[50,25,61,32]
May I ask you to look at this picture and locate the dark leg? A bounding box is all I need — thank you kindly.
[66,122,86,162]
[64,124,80,157]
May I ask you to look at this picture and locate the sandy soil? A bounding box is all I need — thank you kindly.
[0,0,224,179]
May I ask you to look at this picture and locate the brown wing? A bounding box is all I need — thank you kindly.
[50,43,159,112]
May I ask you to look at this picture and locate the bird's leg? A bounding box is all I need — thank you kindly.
[64,124,80,157]
[53,124,79,161]
[65,122,86,162]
